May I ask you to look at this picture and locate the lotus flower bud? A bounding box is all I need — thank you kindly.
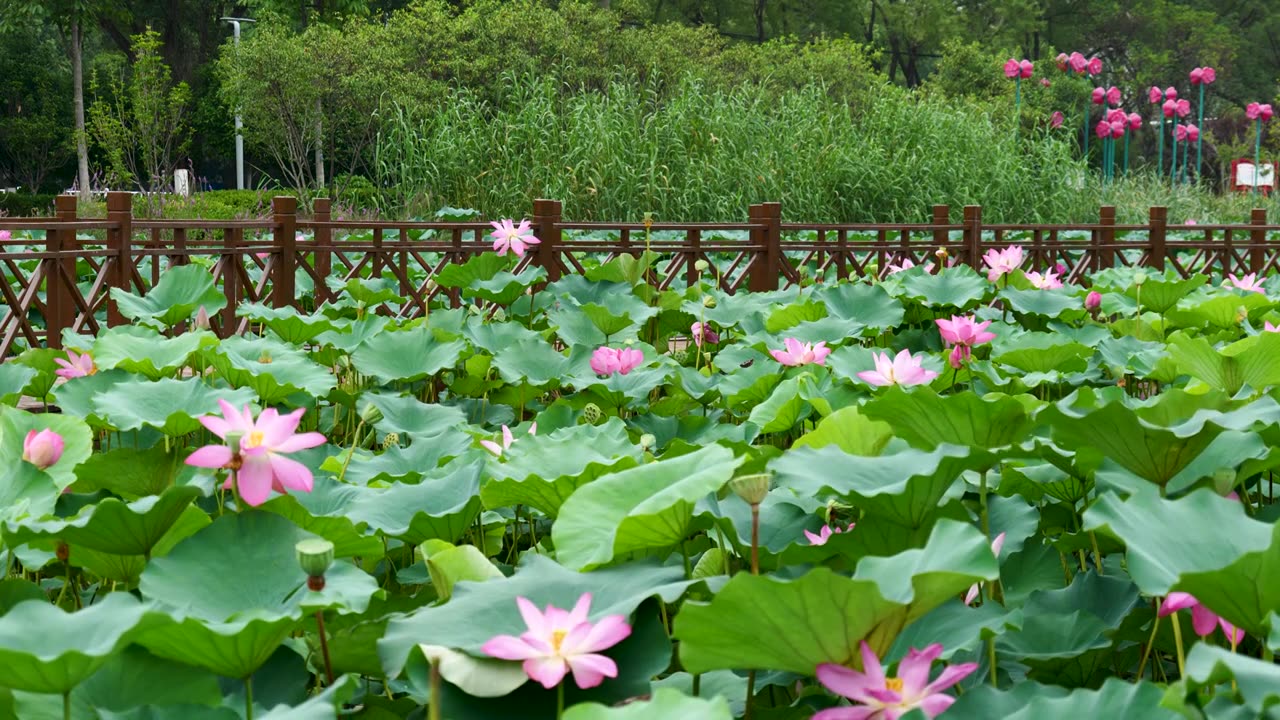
[1133,272,1148,286]
[1085,291,1102,311]
[730,473,772,506]
[703,296,716,308]
[935,247,949,260]
[639,433,656,450]
[296,539,335,590]
[194,305,211,330]
[22,429,64,470]
[695,259,710,272]
[1212,468,1236,496]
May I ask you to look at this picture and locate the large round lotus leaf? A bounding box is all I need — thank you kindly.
[207,336,337,403]
[140,511,379,621]
[90,326,216,381]
[108,265,226,328]
[378,554,697,678]
[0,593,156,694]
[0,455,60,524]
[900,264,989,309]
[563,688,731,720]
[90,377,257,437]
[551,444,743,571]
[491,337,573,386]
[860,387,1034,452]
[133,615,300,681]
[335,460,485,544]
[1184,643,1280,714]
[945,678,1180,720]
[479,418,642,517]
[351,326,467,383]
[1,405,93,492]
[0,364,38,406]
[3,485,202,556]
[358,392,467,440]
[70,446,187,499]
[234,302,337,345]
[50,369,131,430]
[673,519,996,674]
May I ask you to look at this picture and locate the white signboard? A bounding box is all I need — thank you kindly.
[1236,162,1275,188]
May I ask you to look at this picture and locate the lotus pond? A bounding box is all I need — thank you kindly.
[3,244,1280,720]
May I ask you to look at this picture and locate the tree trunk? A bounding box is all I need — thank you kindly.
[71,14,91,202]
[314,98,325,190]
[754,0,767,42]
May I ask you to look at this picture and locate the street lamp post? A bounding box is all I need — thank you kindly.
[220,17,256,191]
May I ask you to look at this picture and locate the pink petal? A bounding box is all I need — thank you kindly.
[770,349,796,366]
[268,453,314,493]
[918,693,958,717]
[523,656,569,689]
[897,644,943,697]
[273,431,327,453]
[185,445,234,469]
[501,426,515,448]
[859,641,887,688]
[784,337,805,356]
[480,440,504,457]
[1189,604,1220,637]
[576,615,632,653]
[856,371,891,387]
[812,709,882,720]
[922,662,979,694]
[482,634,542,660]
[1218,618,1245,646]
[567,593,592,628]
[236,455,275,506]
[198,414,232,439]
[964,583,980,605]
[991,532,1006,557]
[517,597,550,636]
[1159,592,1199,617]
[815,663,880,705]
[261,407,305,447]
[565,652,618,689]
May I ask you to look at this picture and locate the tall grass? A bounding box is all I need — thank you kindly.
[374,72,1280,223]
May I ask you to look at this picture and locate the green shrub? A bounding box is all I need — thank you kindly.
[0,193,56,217]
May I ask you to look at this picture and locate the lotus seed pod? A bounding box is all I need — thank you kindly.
[670,348,689,364]
[296,538,335,579]
[1133,272,1148,286]
[359,403,384,425]
[639,433,656,450]
[730,473,772,506]
[1212,468,1236,496]
[383,432,401,449]
[582,403,602,423]
[935,247,949,259]
[492,308,507,322]
[695,259,710,272]
[703,296,717,308]
[224,430,244,457]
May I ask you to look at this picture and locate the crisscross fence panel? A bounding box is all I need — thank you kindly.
[3,192,1279,359]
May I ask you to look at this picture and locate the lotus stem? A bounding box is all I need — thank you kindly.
[1137,610,1160,680]
[749,503,761,576]
[63,691,71,720]
[680,540,692,580]
[692,673,701,696]
[244,675,255,720]
[1089,531,1105,575]
[1158,116,1165,174]
[1014,77,1021,133]
[1171,611,1187,679]
[556,681,565,720]
[1123,133,1130,176]
[988,636,997,685]
[1082,100,1090,159]
[429,658,442,720]
[745,670,757,720]
[315,611,335,685]
[979,471,990,538]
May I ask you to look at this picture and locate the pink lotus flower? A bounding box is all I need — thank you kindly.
[964,532,1006,605]
[1087,57,1103,75]
[1105,108,1126,124]
[936,316,997,348]
[1265,321,1280,333]
[1175,124,1200,142]
[22,429,64,470]
[194,305,212,330]
[590,346,644,376]
[482,593,631,690]
[1110,120,1127,137]
[1190,67,1216,85]
[886,258,934,275]
[948,345,969,370]
[295,232,307,243]
[857,349,939,388]
[1163,99,1190,118]
[1026,270,1064,289]
[1127,112,1143,130]
[1159,592,1243,645]
[489,219,541,257]
[805,522,856,546]
[1228,272,1265,294]
[1049,111,1064,129]
[1054,262,1068,275]
[1086,290,1102,311]
[770,338,831,367]
[481,423,536,457]
[1068,52,1087,74]
[54,350,96,379]
[691,322,719,347]
[1247,103,1275,122]
[1091,87,1105,105]
[813,642,978,720]
[185,400,326,507]
[982,244,1025,281]
[1148,87,1163,104]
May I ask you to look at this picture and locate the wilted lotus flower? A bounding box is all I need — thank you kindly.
[185,400,326,506]
[691,322,719,347]
[590,346,644,376]
[1228,272,1265,294]
[1086,290,1102,311]
[489,219,541,257]
[1159,593,1244,645]
[54,349,96,379]
[982,244,1024,281]
[482,593,631,689]
[770,338,831,367]
[804,522,856,546]
[813,642,978,720]
[480,423,536,457]
[857,349,939,387]
[22,429,64,470]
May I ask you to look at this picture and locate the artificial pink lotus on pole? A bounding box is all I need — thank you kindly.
[1005,59,1033,121]
[1049,111,1064,129]
[1247,102,1275,198]
[489,219,541,258]
[185,400,327,507]
[856,349,939,387]
[1190,67,1216,178]
[482,593,632,690]
[770,338,831,367]
[813,642,978,720]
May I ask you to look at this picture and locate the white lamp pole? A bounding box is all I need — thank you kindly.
[220,17,256,190]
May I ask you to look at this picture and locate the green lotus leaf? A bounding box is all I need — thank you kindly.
[0,593,157,694]
[207,336,337,403]
[1168,331,1280,394]
[860,387,1033,452]
[359,392,468,440]
[109,265,226,328]
[1,406,93,492]
[763,299,826,334]
[1184,643,1280,715]
[12,347,65,401]
[50,369,131,429]
[461,317,542,355]
[258,478,385,559]
[421,541,504,602]
[1166,292,1272,331]
[351,326,467,383]
[900,264,989,309]
[695,491,823,567]
[320,436,472,486]
[793,405,894,455]
[90,326,216,381]
[821,283,906,332]
[378,554,697,677]
[469,267,550,306]
[434,252,508,290]
[552,444,743,571]
[945,678,1180,720]
[563,688,731,720]
[70,446,185,499]
[745,375,812,434]
[480,418,641,517]
[235,302,337,344]
[0,364,37,406]
[72,505,210,585]
[90,377,257,437]
[1124,272,1206,314]
[674,519,998,674]
[1084,486,1280,636]
[491,338,572,386]
[3,484,202,557]
[999,287,1086,319]
[338,461,485,544]
[992,334,1093,375]
[769,443,977,528]
[324,276,399,308]
[1095,336,1167,378]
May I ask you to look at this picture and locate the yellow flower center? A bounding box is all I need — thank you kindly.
[244,430,266,450]
[551,630,567,653]
[884,677,904,692]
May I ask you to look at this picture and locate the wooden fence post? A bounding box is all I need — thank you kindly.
[272,196,297,309]
[963,205,982,269]
[931,205,950,254]
[1147,206,1167,270]
[1098,206,1116,272]
[45,195,78,347]
[313,198,333,304]
[105,192,132,327]
[744,201,782,291]
[1250,208,1267,274]
[532,199,563,282]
